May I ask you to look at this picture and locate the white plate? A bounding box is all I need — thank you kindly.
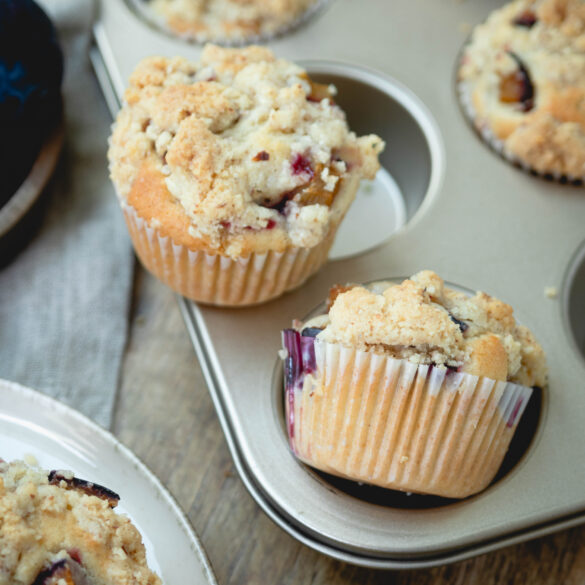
[0,379,217,585]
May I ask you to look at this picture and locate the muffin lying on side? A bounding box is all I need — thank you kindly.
[0,459,161,585]
[458,0,585,181]
[109,44,384,306]
[281,271,547,498]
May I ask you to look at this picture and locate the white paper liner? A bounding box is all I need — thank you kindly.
[123,205,334,306]
[287,340,533,498]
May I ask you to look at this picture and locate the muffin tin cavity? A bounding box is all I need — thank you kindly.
[303,62,444,259]
[273,276,544,509]
[564,240,585,363]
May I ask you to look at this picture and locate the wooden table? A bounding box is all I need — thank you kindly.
[114,266,585,585]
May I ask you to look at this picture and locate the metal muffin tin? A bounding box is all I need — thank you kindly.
[93,0,585,568]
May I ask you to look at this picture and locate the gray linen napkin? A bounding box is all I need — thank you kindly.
[0,0,134,428]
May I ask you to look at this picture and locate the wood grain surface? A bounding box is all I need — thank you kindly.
[114,266,585,585]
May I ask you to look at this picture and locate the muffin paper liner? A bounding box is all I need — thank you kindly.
[457,78,584,185]
[123,205,334,306]
[282,330,533,498]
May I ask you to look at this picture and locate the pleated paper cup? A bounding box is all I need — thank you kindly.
[282,331,533,499]
[123,204,336,306]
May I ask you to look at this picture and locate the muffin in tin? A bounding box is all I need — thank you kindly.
[108,44,384,306]
[0,459,161,585]
[281,271,547,499]
[141,0,321,43]
[458,0,585,181]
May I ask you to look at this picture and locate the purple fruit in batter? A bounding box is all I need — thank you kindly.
[449,314,469,333]
[513,10,537,28]
[499,52,535,112]
[291,153,313,177]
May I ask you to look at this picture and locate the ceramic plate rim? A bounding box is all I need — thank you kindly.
[0,378,217,585]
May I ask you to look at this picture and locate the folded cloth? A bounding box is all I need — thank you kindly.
[0,0,134,428]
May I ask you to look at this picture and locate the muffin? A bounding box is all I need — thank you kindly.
[0,459,161,585]
[457,0,585,181]
[281,271,547,498]
[109,45,384,306]
[142,0,320,43]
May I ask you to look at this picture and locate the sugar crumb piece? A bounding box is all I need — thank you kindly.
[23,454,38,466]
[544,286,558,299]
[400,455,409,464]
[458,22,472,34]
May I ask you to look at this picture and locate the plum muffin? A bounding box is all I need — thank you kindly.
[458,0,585,181]
[108,44,384,306]
[143,0,319,43]
[281,270,547,498]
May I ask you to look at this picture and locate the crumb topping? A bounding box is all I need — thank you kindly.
[0,460,161,585]
[306,270,547,387]
[147,0,318,41]
[109,45,384,257]
[458,0,585,177]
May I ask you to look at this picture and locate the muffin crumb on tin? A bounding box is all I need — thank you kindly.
[144,0,320,43]
[458,0,585,181]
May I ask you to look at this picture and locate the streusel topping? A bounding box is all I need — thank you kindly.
[148,0,318,41]
[0,459,161,585]
[109,45,384,257]
[308,271,547,387]
[458,0,585,178]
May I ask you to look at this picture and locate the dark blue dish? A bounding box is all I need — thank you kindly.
[0,0,63,206]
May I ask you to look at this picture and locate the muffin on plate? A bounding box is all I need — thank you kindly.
[457,0,585,182]
[108,44,384,306]
[0,459,161,585]
[281,270,547,498]
[142,0,321,43]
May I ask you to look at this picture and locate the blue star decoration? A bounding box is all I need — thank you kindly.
[0,60,45,119]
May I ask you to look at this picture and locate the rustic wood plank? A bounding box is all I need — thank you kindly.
[114,266,585,585]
